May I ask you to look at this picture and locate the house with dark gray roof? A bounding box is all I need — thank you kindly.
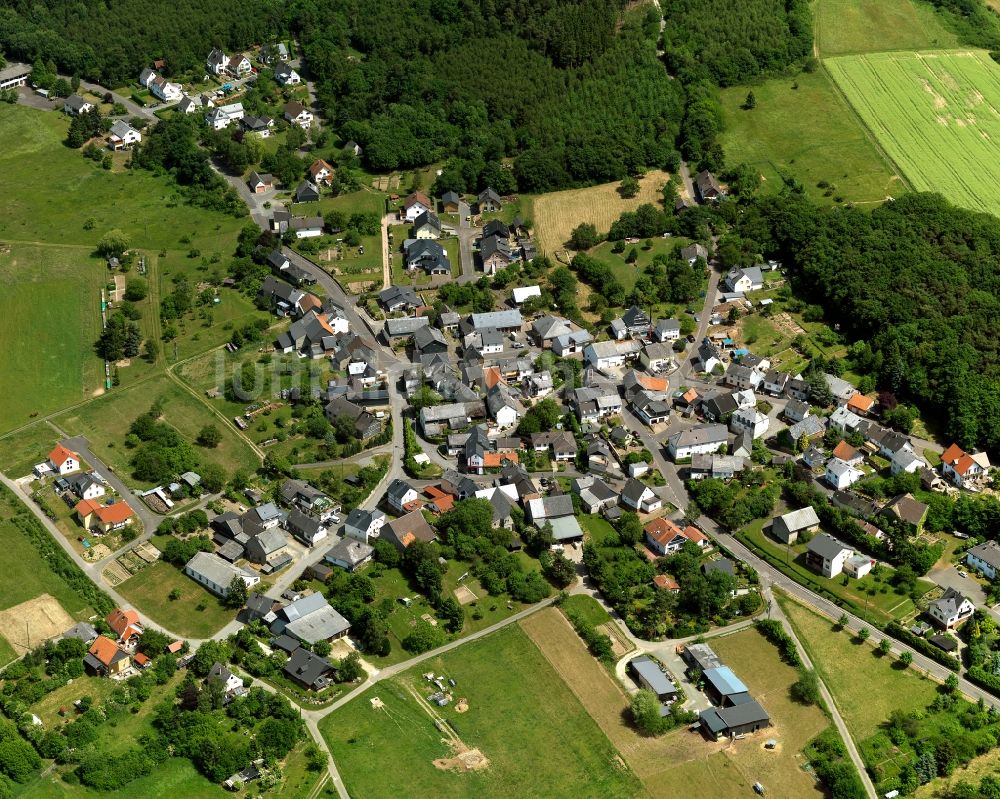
[325,537,374,572]
[284,647,334,690]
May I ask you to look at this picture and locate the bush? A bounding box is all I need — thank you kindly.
[754,619,801,667]
[885,622,960,672]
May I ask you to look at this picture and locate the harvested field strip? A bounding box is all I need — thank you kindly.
[826,50,1000,216]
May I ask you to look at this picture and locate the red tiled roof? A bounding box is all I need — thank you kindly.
[941,443,965,466]
[89,635,122,668]
[75,498,102,518]
[832,441,860,462]
[638,374,669,392]
[425,485,448,499]
[167,641,184,653]
[94,502,135,525]
[653,574,680,591]
[682,525,707,544]
[483,452,518,468]
[49,444,79,468]
[429,495,454,513]
[133,652,150,666]
[847,393,874,413]
[953,453,978,477]
[404,191,431,209]
[644,517,683,547]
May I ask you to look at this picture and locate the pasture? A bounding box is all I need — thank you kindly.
[116,561,235,638]
[815,0,958,56]
[0,244,106,434]
[719,69,904,205]
[533,170,670,255]
[322,624,644,799]
[826,49,1000,217]
[521,608,827,799]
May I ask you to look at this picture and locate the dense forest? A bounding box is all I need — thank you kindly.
[661,0,813,86]
[733,192,1000,453]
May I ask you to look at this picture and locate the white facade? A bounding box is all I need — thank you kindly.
[729,408,768,439]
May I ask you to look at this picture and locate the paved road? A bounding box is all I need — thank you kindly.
[455,200,481,283]
[212,160,274,228]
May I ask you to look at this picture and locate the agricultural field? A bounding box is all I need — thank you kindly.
[719,69,904,205]
[0,423,63,477]
[53,375,260,489]
[521,608,827,799]
[826,49,1000,217]
[322,624,644,799]
[116,561,235,638]
[533,170,670,255]
[815,0,958,56]
[0,244,106,434]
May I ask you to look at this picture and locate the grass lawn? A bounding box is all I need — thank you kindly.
[534,170,671,254]
[0,423,63,477]
[826,49,1000,218]
[322,624,644,799]
[53,375,260,490]
[585,236,691,294]
[559,594,611,627]
[579,514,617,543]
[0,105,245,255]
[0,245,106,434]
[779,594,937,741]
[116,560,235,638]
[815,0,958,56]
[738,519,932,624]
[718,68,903,206]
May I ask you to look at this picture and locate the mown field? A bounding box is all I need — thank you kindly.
[826,49,1000,216]
[815,0,958,56]
[322,624,644,799]
[719,69,904,205]
[0,244,106,433]
[533,170,670,254]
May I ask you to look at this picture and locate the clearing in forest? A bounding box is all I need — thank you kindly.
[826,49,1000,217]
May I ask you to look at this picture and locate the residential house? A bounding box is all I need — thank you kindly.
[763,370,790,397]
[284,648,335,690]
[805,534,853,578]
[480,235,512,274]
[405,239,450,275]
[486,383,524,429]
[107,120,141,150]
[846,392,876,416]
[208,661,245,697]
[418,400,486,437]
[788,415,825,443]
[387,479,420,514]
[786,377,810,401]
[76,499,135,533]
[478,187,502,212]
[205,101,244,130]
[881,493,928,533]
[583,340,641,370]
[653,318,681,342]
[413,210,442,239]
[245,528,289,568]
[825,457,864,490]
[891,447,927,476]
[645,517,707,556]
[106,608,143,645]
[573,476,619,514]
[681,243,708,264]
[569,385,622,422]
[697,338,723,374]
[831,490,878,520]
[308,158,334,186]
[729,407,768,439]
[927,587,975,629]
[966,540,1000,580]
[343,508,386,544]
[47,444,81,475]
[289,216,324,238]
[824,373,856,402]
[324,396,381,440]
[724,266,763,293]
[844,554,873,579]
[280,479,337,520]
[783,399,810,424]
[285,508,328,547]
[283,101,313,129]
[666,424,728,460]
[641,341,675,373]
[631,390,672,426]
[441,191,461,213]
[531,315,573,347]
[724,363,762,391]
[66,472,105,501]
[84,636,130,677]
[184,552,260,597]
[832,440,863,466]
[941,443,989,488]
[401,191,432,222]
[771,507,820,545]
[698,391,741,422]
[295,180,321,203]
[621,477,661,513]
[325,536,374,572]
[378,285,421,312]
[695,170,724,202]
[612,306,652,339]
[225,53,252,76]
[464,309,522,334]
[273,62,301,85]
[828,406,863,435]
[206,47,228,75]
[63,95,93,115]
[382,510,437,551]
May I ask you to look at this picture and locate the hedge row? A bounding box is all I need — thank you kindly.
[754,619,802,667]
[966,667,1000,697]
[884,622,960,672]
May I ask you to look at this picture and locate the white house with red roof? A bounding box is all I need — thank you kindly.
[941,443,990,488]
[106,608,143,645]
[46,444,81,475]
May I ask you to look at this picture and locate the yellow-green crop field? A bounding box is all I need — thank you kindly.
[826,49,1000,215]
